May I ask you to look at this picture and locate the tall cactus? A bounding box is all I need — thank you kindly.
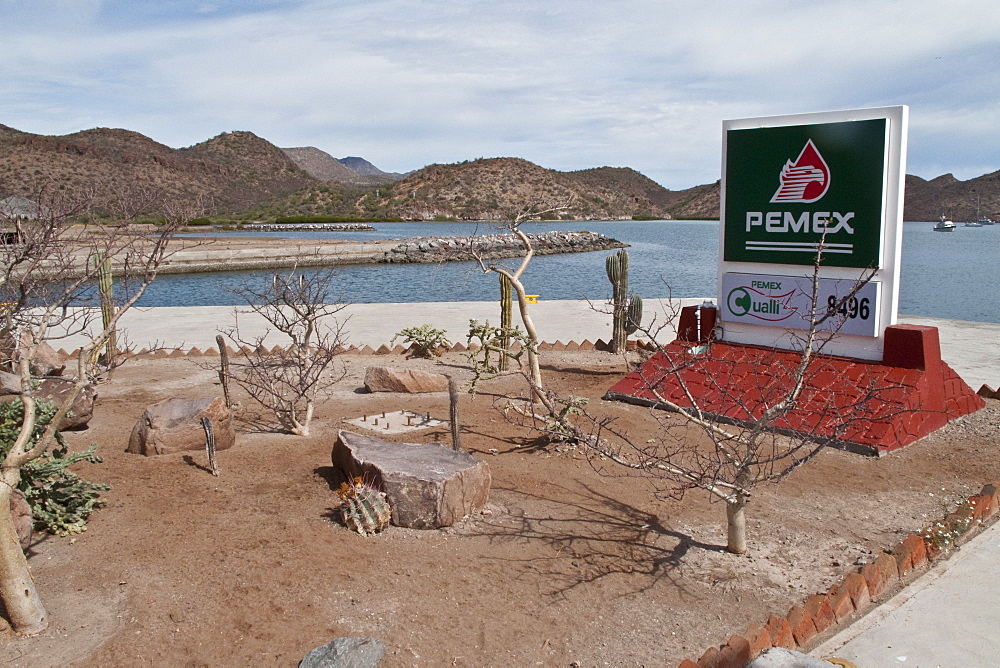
[93,251,116,365]
[498,273,513,371]
[606,249,641,353]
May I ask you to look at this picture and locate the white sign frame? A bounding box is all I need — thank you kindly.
[718,106,908,361]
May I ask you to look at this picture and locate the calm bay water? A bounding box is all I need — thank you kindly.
[137,220,999,324]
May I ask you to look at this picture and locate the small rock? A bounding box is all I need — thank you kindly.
[300,637,386,668]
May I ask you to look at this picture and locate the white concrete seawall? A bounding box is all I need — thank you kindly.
[53,300,998,391]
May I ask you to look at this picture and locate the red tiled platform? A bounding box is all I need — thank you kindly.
[605,325,985,455]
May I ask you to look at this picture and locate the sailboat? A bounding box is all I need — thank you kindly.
[973,193,995,225]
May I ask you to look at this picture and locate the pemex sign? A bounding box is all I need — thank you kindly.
[718,107,908,360]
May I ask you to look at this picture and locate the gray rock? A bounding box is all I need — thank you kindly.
[0,372,97,430]
[332,430,490,529]
[364,366,448,394]
[127,396,235,456]
[0,332,66,377]
[35,377,97,430]
[300,637,386,668]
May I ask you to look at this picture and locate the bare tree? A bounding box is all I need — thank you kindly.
[508,255,893,554]
[0,182,185,634]
[466,201,571,402]
[222,268,348,437]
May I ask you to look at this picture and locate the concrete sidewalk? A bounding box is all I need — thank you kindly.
[812,520,1000,666]
[53,301,998,391]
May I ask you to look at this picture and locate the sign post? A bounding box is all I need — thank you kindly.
[718,106,908,360]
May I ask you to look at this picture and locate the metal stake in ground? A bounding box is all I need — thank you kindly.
[448,374,462,451]
[202,417,220,476]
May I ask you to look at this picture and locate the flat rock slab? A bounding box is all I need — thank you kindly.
[364,366,449,394]
[332,430,490,529]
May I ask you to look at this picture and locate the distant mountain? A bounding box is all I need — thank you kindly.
[2,122,994,223]
[282,147,360,183]
[282,147,401,186]
[904,171,1000,221]
[338,156,405,180]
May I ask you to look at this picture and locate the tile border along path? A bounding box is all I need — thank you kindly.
[54,300,997,391]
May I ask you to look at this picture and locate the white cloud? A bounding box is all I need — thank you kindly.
[0,0,997,187]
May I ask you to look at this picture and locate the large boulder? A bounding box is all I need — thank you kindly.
[0,371,97,430]
[9,489,32,550]
[364,366,449,394]
[34,377,97,430]
[0,331,66,377]
[127,396,235,457]
[332,430,490,529]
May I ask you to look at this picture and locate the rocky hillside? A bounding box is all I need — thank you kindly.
[0,125,314,213]
[363,158,691,221]
[2,123,994,222]
[904,171,1000,221]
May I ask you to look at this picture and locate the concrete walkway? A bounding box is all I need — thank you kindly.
[813,521,1000,666]
[54,301,998,391]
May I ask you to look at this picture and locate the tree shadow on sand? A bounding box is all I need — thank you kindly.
[469,480,727,599]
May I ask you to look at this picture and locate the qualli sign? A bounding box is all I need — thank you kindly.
[718,107,908,360]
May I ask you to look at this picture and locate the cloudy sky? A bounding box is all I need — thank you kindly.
[1,0,997,189]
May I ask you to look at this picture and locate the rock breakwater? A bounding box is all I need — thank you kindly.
[242,223,376,232]
[382,231,626,264]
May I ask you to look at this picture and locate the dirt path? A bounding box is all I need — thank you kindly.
[3,351,998,666]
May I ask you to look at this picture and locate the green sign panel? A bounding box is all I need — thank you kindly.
[724,118,888,268]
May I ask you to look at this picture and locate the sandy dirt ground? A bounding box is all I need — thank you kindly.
[2,349,998,666]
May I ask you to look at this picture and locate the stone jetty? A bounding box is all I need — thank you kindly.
[241,223,376,232]
[136,230,627,275]
[382,230,626,264]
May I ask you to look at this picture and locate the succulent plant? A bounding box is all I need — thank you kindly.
[337,476,391,536]
[606,249,641,353]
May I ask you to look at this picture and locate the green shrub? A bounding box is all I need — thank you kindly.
[0,399,110,536]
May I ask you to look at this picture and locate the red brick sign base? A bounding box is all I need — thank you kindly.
[605,324,984,454]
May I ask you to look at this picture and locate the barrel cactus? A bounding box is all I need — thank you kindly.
[337,476,391,536]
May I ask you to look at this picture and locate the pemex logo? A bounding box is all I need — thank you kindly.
[770,139,830,204]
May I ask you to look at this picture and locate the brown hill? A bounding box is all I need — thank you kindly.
[904,171,1000,221]
[4,122,992,223]
[0,126,315,213]
[367,158,686,221]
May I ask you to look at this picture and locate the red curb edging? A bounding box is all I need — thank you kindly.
[677,481,1000,667]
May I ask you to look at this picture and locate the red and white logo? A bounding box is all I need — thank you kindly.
[770,139,830,203]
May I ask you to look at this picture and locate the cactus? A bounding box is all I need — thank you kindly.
[626,295,643,336]
[93,251,116,365]
[499,273,513,371]
[606,249,640,353]
[337,476,391,536]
